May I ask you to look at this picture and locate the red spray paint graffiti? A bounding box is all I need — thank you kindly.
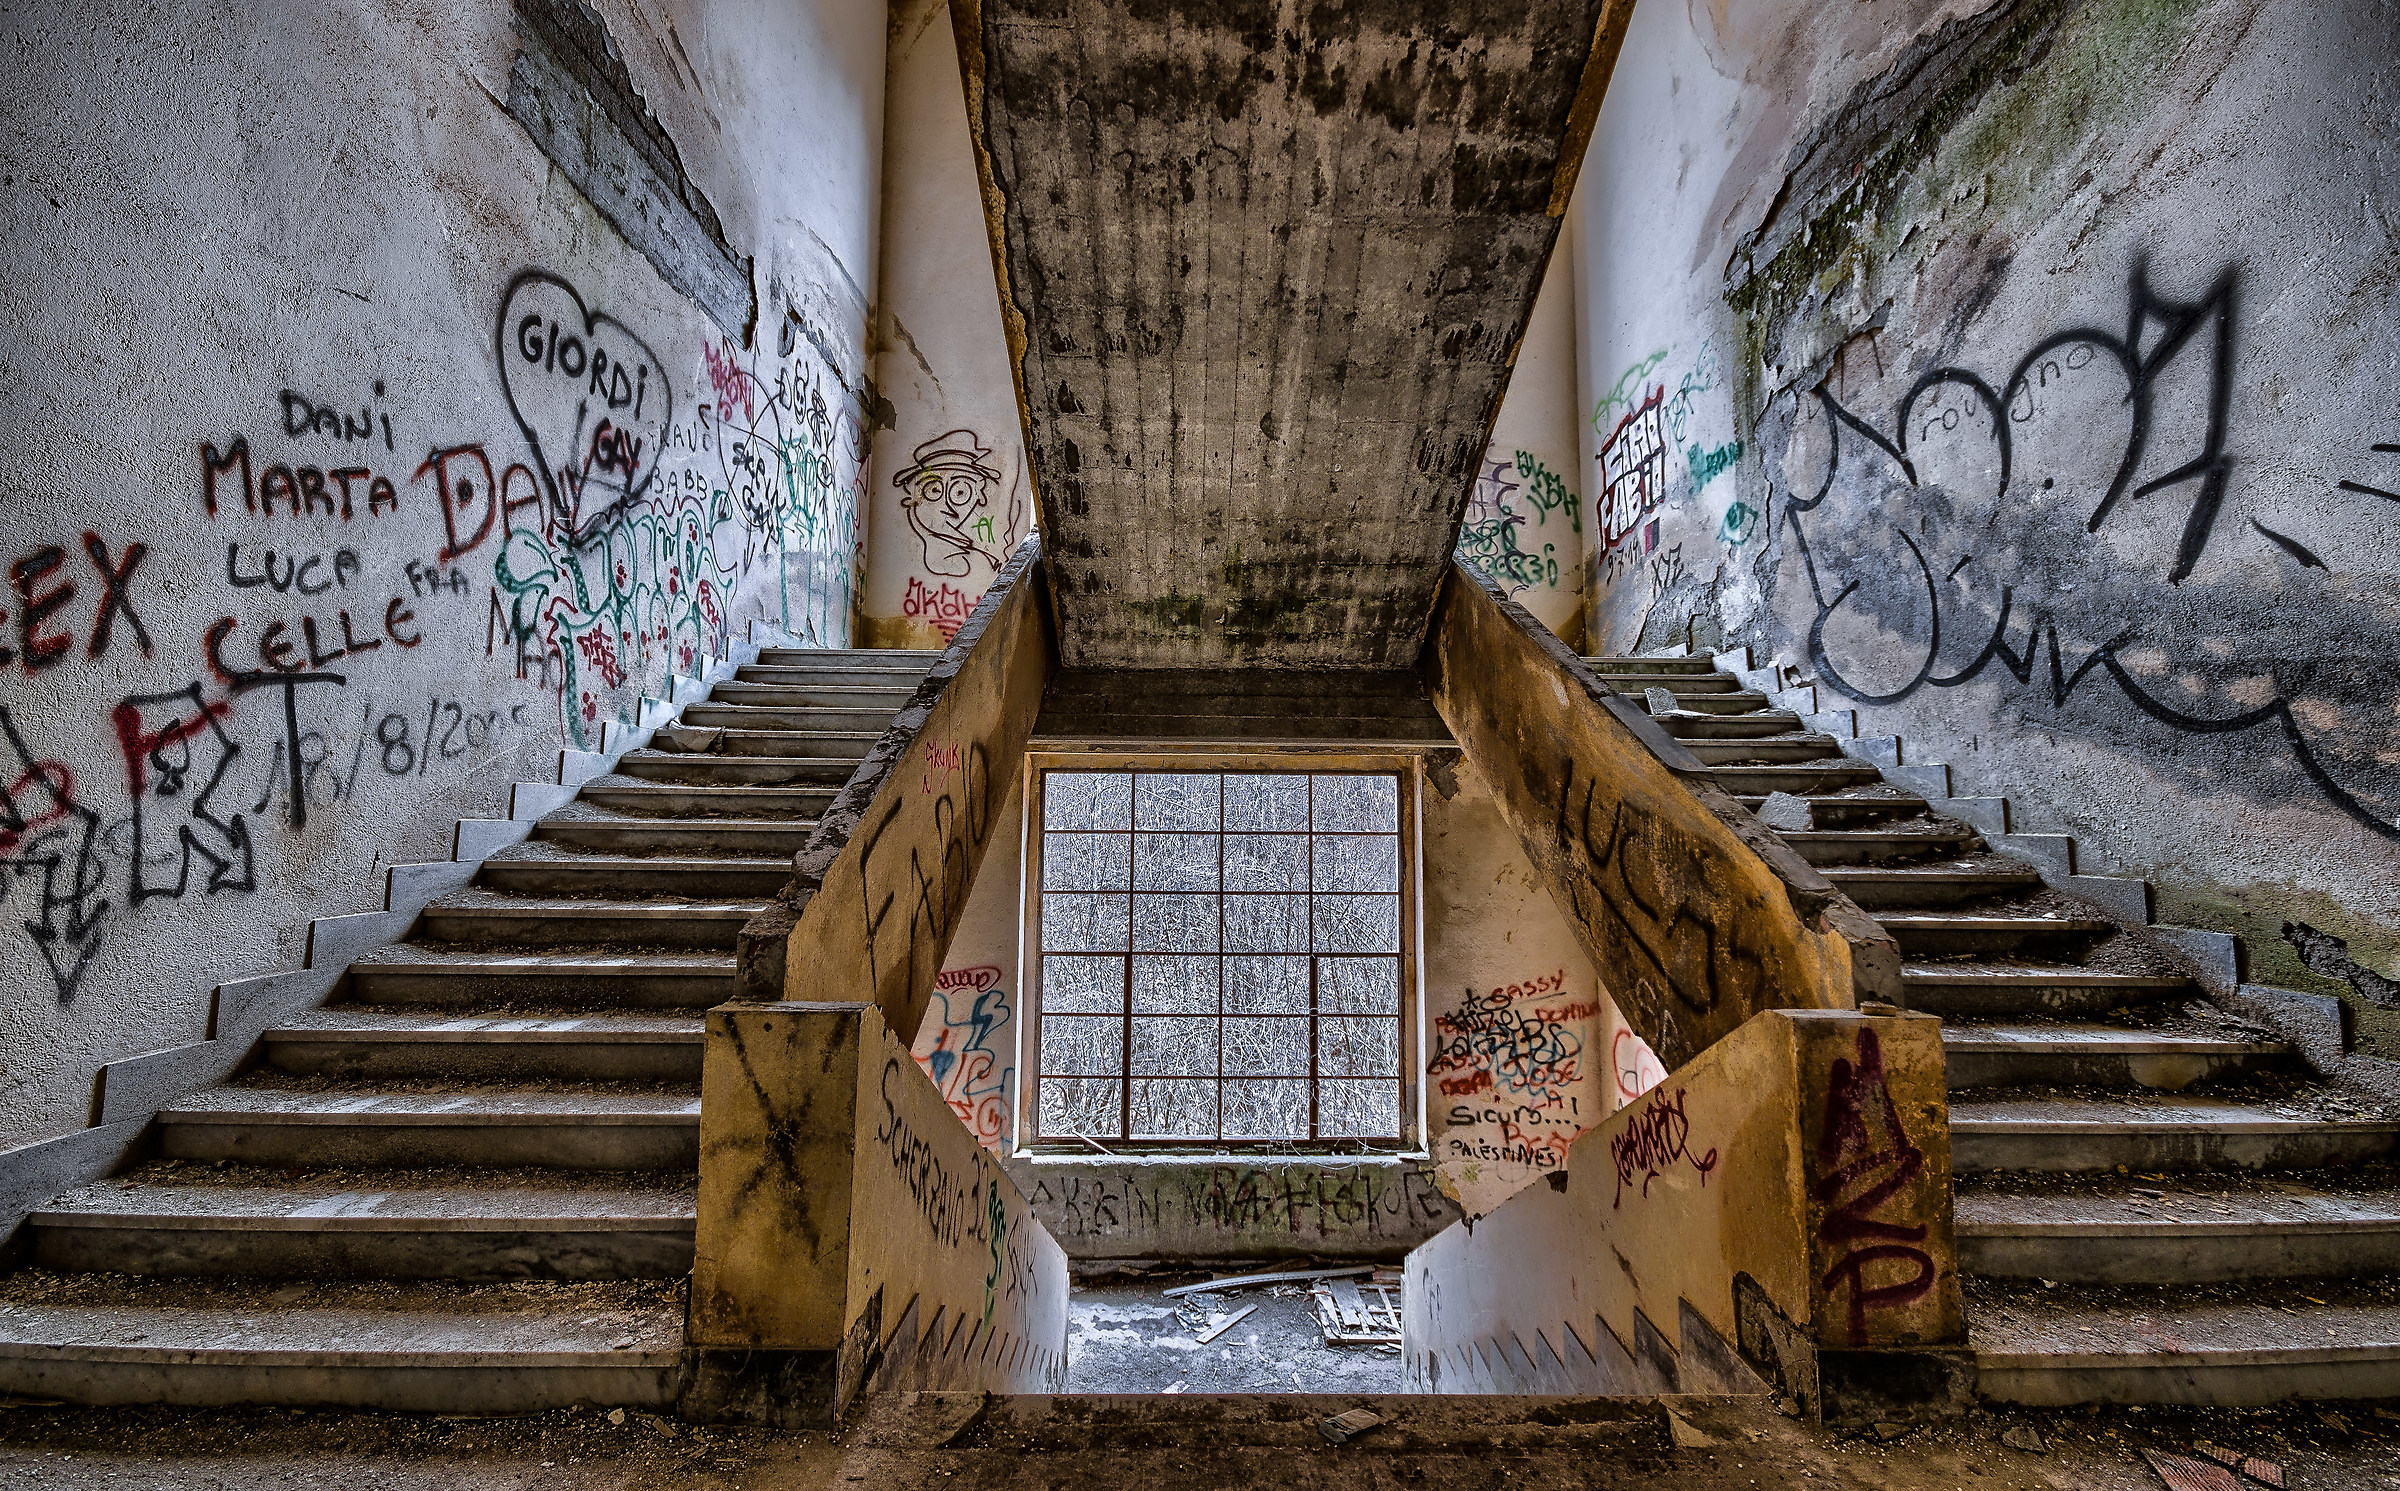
[1608,1085,1718,1207]
[1814,1026,1936,1341]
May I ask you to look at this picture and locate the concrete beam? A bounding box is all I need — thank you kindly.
[688,999,1069,1424]
[948,0,1637,667]
[1404,1009,1962,1417]
[1421,564,1899,1070]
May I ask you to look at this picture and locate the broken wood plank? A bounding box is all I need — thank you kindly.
[1162,1265,1374,1298]
[1193,1304,1258,1344]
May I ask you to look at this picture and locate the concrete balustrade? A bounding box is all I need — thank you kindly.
[689,535,1069,1425]
[1405,1008,1961,1418]
[1421,562,1900,1070]
[686,999,1067,1424]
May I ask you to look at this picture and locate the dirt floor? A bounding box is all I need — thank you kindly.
[2,1393,2400,1489]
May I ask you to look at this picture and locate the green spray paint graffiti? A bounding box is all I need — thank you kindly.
[1458,447,1578,595]
[1687,440,1743,494]
[1592,347,1671,434]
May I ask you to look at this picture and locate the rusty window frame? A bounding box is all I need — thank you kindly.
[1019,756,1418,1152]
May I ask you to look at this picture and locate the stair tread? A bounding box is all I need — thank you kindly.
[483,844,787,870]
[34,1172,695,1228]
[1822,863,2041,881]
[1951,1092,2399,1133]
[535,802,813,833]
[162,1087,700,1122]
[1881,914,2117,929]
[424,890,769,915]
[1942,1025,2289,1055]
[0,1276,681,1363]
[349,947,736,972]
[1904,965,2192,986]
[1968,1279,2400,1364]
[268,1010,702,1042]
[1959,1179,2400,1234]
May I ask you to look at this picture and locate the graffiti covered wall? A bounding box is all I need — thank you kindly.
[859,0,1036,649]
[1458,231,1589,649]
[1572,0,2399,1029]
[0,0,880,1146]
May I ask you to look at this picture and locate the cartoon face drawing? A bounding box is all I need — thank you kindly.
[892,430,1006,578]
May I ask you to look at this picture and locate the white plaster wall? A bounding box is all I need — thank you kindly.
[0,0,882,1147]
[860,0,1037,649]
[1569,0,2400,1017]
[1467,217,1589,649]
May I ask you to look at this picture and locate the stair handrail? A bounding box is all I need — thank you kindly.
[1422,561,1900,1071]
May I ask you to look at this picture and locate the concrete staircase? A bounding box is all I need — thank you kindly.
[0,649,934,1413]
[1589,652,2400,1408]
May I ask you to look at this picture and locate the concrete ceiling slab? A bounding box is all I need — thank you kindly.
[954,0,1631,667]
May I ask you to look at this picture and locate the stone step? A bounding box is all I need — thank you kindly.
[1881,915,2118,959]
[705,680,919,709]
[1942,1025,2293,1091]
[1676,735,1848,765]
[1578,656,1718,675]
[572,778,837,820]
[1901,967,2197,1019]
[678,702,900,734]
[1969,1279,2400,1407]
[473,849,791,900]
[263,1010,703,1084]
[1950,1093,2400,1173]
[1703,762,1888,794]
[751,646,936,669]
[26,1170,696,1281]
[611,749,859,786]
[1651,711,1804,739]
[734,664,934,689]
[1731,794,1933,827]
[1957,1177,2400,1284]
[1818,862,2045,909]
[416,894,763,950]
[0,1275,681,1411]
[346,948,738,1008]
[648,725,879,760]
[157,1086,700,1171]
[1593,672,1744,694]
[1773,826,1978,867]
[530,810,813,857]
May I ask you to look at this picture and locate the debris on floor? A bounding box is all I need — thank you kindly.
[1193,1304,1257,1343]
[1160,1265,1373,1298]
[1310,1276,1401,1346]
[1318,1408,1384,1445]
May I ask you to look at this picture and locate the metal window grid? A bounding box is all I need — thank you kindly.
[1028,768,1407,1146]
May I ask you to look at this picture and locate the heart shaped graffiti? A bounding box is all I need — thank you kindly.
[495,270,673,546]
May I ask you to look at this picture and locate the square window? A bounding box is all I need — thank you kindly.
[1224,1017,1308,1077]
[1040,1015,1123,1077]
[1224,834,1307,892]
[1034,767,1409,1146]
[1312,834,1398,893]
[1047,772,1131,831]
[1313,775,1397,832]
[1224,774,1309,831]
[1042,893,1129,952]
[1131,1015,1218,1076]
[1130,893,1218,952]
[1043,955,1126,1014]
[1224,894,1309,953]
[1135,773,1221,831]
[1226,955,1309,1014]
[1131,955,1218,1014]
[1044,832,1130,891]
[1133,832,1219,891]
